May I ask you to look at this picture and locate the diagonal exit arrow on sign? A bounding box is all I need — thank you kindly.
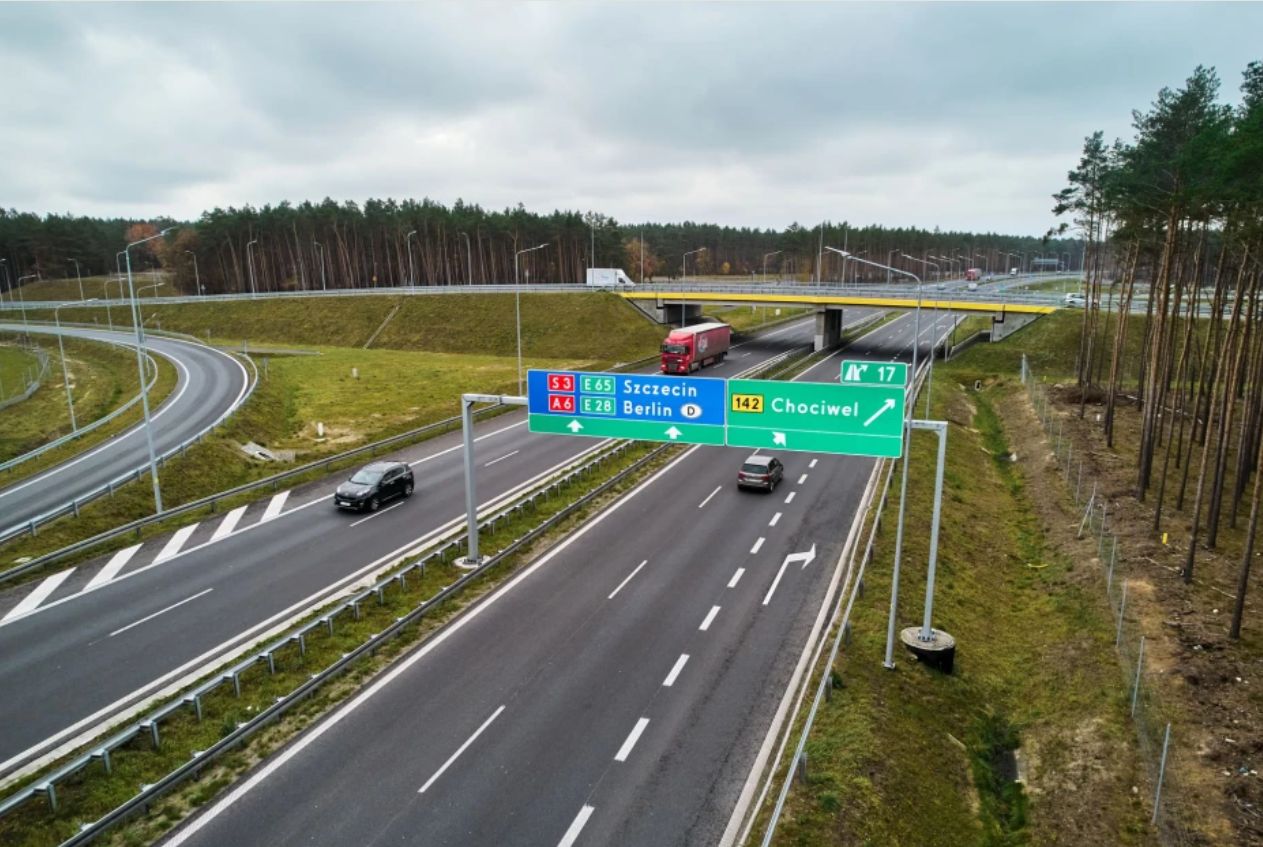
[863,398,896,428]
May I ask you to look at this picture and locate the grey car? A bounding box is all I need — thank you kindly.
[737,454,784,492]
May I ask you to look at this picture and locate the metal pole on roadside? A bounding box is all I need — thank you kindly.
[406,230,418,286]
[184,250,200,296]
[1153,723,1172,825]
[67,258,84,300]
[917,421,948,640]
[247,238,259,298]
[54,299,98,430]
[461,397,480,564]
[762,250,782,284]
[1131,636,1145,715]
[514,242,549,395]
[125,227,177,515]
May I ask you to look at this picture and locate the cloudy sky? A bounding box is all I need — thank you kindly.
[1,2,1259,236]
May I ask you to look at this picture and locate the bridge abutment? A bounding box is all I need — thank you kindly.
[814,308,843,351]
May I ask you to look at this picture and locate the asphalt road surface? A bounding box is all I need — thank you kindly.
[0,312,894,781]
[0,324,252,538]
[158,310,960,847]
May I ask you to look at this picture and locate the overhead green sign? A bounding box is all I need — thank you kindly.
[840,360,908,386]
[725,378,905,457]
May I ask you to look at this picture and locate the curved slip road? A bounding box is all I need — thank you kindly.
[0,324,252,538]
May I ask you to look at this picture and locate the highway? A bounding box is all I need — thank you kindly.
[156,308,961,847]
[0,324,253,538]
[0,311,888,783]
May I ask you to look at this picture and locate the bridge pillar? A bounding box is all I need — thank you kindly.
[814,308,843,351]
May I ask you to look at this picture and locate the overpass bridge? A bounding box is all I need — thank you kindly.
[620,282,1059,350]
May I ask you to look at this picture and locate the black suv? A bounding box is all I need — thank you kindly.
[335,461,414,512]
[737,454,784,492]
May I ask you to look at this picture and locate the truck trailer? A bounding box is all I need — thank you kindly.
[660,322,731,374]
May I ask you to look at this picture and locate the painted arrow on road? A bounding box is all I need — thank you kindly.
[863,398,896,428]
[763,543,817,606]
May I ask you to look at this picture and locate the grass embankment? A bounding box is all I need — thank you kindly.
[772,348,1151,845]
[0,293,664,567]
[707,304,812,333]
[0,441,675,847]
[27,291,665,362]
[0,335,177,470]
[0,344,40,402]
[1011,277,1082,294]
[15,274,174,303]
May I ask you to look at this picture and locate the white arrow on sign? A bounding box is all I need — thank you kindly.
[863,398,896,428]
[665,426,682,440]
[772,432,787,446]
[843,363,867,382]
[763,543,817,606]
[567,420,583,433]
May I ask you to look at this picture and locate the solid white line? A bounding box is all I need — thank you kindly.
[614,717,651,762]
[210,506,247,543]
[418,705,506,794]
[762,558,791,607]
[728,568,745,588]
[484,449,520,468]
[769,512,782,527]
[809,458,818,469]
[85,544,141,591]
[261,491,289,522]
[699,605,721,631]
[697,485,722,509]
[750,537,765,555]
[154,523,199,564]
[797,474,808,485]
[2,569,76,622]
[348,500,404,528]
[784,491,796,504]
[109,588,213,638]
[608,559,648,600]
[663,654,690,687]
[558,805,595,847]
[159,446,704,846]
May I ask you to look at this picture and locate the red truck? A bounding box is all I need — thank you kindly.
[965,268,982,281]
[660,322,732,374]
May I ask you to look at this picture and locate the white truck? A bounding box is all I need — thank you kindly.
[585,268,636,287]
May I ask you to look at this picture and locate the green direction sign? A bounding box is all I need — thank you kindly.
[725,378,905,457]
[527,413,726,445]
[839,360,908,386]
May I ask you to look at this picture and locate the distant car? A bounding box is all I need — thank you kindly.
[737,454,784,492]
[335,460,414,511]
[966,281,979,291]
[936,282,947,290]
[1064,292,1087,308]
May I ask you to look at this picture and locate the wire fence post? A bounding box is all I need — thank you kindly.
[1153,722,1172,825]
[1116,580,1128,646]
[1131,635,1145,716]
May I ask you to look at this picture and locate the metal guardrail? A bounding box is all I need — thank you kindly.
[0,438,663,843]
[756,363,931,845]
[0,329,809,840]
[0,348,258,549]
[0,346,159,474]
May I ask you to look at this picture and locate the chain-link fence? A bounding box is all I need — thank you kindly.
[1021,355,1193,846]
[0,342,50,411]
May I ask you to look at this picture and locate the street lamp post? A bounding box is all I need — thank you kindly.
[67,258,84,300]
[183,250,201,296]
[514,242,550,394]
[313,241,327,291]
[682,247,706,328]
[459,231,473,285]
[124,226,177,514]
[54,298,98,430]
[828,248,925,670]
[762,250,782,283]
[101,277,123,332]
[406,230,418,286]
[15,274,37,332]
[246,239,259,298]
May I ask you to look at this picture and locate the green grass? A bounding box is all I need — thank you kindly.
[0,343,41,403]
[27,291,666,362]
[769,360,1149,845]
[1012,277,1082,294]
[0,334,177,469]
[707,304,812,333]
[0,442,672,847]
[15,274,174,304]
